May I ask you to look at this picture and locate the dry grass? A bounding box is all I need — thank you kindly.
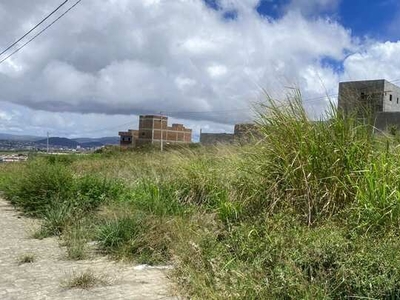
[62,269,110,289]
[17,253,35,265]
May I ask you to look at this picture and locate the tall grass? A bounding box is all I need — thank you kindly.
[250,92,376,224]
[2,92,400,298]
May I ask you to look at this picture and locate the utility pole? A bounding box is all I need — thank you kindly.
[46,132,49,154]
[151,117,154,145]
[160,112,164,152]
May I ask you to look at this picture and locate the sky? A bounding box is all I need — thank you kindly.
[1,0,400,138]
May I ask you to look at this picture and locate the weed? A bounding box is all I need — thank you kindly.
[62,269,109,289]
[96,212,173,264]
[63,223,89,260]
[3,160,74,216]
[128,180,187,216]
[17,254,35,265]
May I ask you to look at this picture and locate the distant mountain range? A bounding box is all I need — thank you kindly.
[0,133,119,148]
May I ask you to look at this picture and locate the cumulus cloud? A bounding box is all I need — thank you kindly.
[342,41,400,82]
[0,1,352,121]
[0,0,399,137]
[0,101,232,140]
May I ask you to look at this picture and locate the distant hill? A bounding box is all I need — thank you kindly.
[73,137,119,145]
[0,133,119,147]
[34,136,119,148]
[35,137,80,148]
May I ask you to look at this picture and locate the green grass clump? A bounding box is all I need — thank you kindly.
[2,160,74,216]
[96,211,173,264]
[249,94,375,224]
[127,179,188,216]
[63,220,93,260]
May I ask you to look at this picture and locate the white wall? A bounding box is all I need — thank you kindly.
[383,81,400,112]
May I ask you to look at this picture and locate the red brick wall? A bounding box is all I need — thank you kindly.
[137,115,192,145]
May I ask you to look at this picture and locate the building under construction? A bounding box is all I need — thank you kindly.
[338,79,400,131]
[119,115,192,148]
[200,123,260,145]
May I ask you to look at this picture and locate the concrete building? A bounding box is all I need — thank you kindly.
[234,123,261,142]
[119,115,192,148]
[200,123,260,146]
[338,79,400,131]
[200,132,234,145]
[339,79,400,113]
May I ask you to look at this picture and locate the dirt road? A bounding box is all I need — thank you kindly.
[0,198,177,300]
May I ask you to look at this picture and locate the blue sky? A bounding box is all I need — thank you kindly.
[203,0,400,79]
[206,0,400,41]
[339,0,400,41]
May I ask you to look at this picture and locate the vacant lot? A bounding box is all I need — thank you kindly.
[2,98,400,299]
[0,198,175,300]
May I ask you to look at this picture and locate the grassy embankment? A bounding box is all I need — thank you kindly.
[1,94,400,299]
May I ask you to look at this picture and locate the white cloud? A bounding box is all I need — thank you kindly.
[0,1,353,121]
[342,41,400,81]
[207,64,228,78]
[0,0,399,137]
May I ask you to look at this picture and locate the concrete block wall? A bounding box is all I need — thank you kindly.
[200,123,261,146]
[200,133,234,145]
[338,80,385,115]
[338,79,400,133]
[234,123,261,142]
[383,81,400,112]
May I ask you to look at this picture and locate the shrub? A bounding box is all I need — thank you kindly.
[128,179,187,216]
[73,175,125,213]
[96,212,173,264]
[4,160,74,216]
[173,214,400,299]
[46,155,76,165]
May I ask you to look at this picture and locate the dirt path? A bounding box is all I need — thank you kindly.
[0,199,177,300]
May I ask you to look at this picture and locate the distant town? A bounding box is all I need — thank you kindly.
[0,136,119,153]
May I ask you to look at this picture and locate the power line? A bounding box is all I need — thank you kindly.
[0,0,82,65]
[0,0,69,58]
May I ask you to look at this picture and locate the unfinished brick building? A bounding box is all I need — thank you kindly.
[119,115,192,148]
[118,130,139,148]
